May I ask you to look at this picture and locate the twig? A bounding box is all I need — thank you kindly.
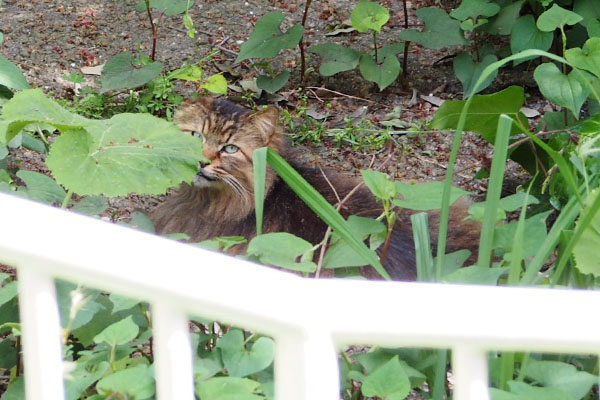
[305,86,390,108]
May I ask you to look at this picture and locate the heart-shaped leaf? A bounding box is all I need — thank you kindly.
[574,0,600,27]
[200,74,228,95]
[510,15,553,66]
[351,0,389,33]
[483,0,524,35]
[398,7,467,50]
[361,356,410,400]
[216,330,274,377]
[0,55,29,91]
[196,377,264,400]
[359,53,400,91]
[307,43,361,76]
[256,71,289,93]
[524,360,597,400]
[450,0,500,21]
[573,188,600,277]
[236,12,304,62]
[453,52,498,97]
[97,364,154,399]
[247,232,316,272]
[15,170,66,205]
[93,315,139,347]
[393,181,469,211]
[537,4,583,32]
[565,37,600,78]
[361,169,396,199]
[100,51,163,93]
[534,62,591,118]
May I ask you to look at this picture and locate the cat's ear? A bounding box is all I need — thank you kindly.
[248,106,280,144]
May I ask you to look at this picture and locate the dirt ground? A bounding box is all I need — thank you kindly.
[0,0,535,220]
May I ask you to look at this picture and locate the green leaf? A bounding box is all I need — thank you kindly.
[453,52,498,97]
[350,0,390,33]
[510,15,553,66]
[394,181,469,211]
[359,53,401,91]
[66,361,110,400]
[442,266,507,284]
[235,12,304,62]
[537,4,583,32]
[494,212,550,260]
[46,114,205,197]
[109,294,141,314]
[0,145,7,159]
[565,37,600,78]
[247,232,316,272]
[100,51,163,93]
[216,330,274,378]
[15,170,66,205]
[135,0,193,16]
[1,377,24,400]
[96,364,154,400]
[431,85,527,143]
[524,360,597,400]
[256,71,289,94]
[0,55,29,90]
[196,377,264,400]
[573,188,600,276]
[483,0,524,35]
[63,72,85,84]
[574,0,600,27]
[0,281,17,308]
[360,169,396,199]
[534,62,591,119]
[361,356,410,400]
[200,74,228,95]
[169,64,203,81]
[506,381,572,400]
[56,281,103,331]
[71,195,109,216]
[307,44,361,76]
[398,7,467,50]
[93,315,139,346]
[449,0,500,21]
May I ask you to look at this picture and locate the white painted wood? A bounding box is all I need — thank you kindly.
[452,347,490,400]
[17,268,65,400]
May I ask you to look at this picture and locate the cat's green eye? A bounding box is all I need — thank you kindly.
[191,131,205,143]
[222,144,239,154]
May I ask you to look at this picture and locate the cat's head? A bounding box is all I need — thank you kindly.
[175,97,284,200]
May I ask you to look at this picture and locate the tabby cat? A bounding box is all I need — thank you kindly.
[149,97,480,280]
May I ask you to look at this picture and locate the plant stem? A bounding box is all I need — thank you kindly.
[298,0,313,84]
[373,31,378,64]
[144,0,158,61]
[61,189,73,209]
[402,0,409,78]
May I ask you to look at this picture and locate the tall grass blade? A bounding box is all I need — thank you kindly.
[477,115,512,268]
[253,147,268,236]
[411,212,433,281]
[264,148,390,279]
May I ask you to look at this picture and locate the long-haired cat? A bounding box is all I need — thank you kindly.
[149,97,480,280]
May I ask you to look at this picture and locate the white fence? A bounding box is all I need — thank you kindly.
[1,192,599,400]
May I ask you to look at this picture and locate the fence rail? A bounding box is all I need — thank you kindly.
[0,192,599,400]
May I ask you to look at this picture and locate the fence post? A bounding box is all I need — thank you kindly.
[452,346,490,400]
[18,268,65,400]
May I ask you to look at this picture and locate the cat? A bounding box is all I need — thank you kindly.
[149,97,480,280]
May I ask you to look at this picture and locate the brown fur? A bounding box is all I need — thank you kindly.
[149,97,480,280]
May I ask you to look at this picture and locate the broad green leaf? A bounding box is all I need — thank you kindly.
[573,188,600,276]
[468,192,539,222]
[361,356,410,400]
[0,89,88,144]
[97,364,154,399]
[56,281,103,331]
[200,74,228,95]
[450,0,500,21]
[398,7,467,50]
[93,315,139,346]
[434,249,472,276]
[0,55,29,90]
[323,216,386,269]
[442,266,507,284]
[307,43,361,76]
[168,64,203,81]
[256,71,289,94]
[46,114,205,197]
[100,51,163,93]
[565,37,600,78]
[71,195,109,216]
[394,181,469,211]
[375,42,404,64]
[247,232,316,272]
[15,170,66,205]
[360,169,396,199]
[534,62,591,119]
[483,0,524,35]
[0,339,17,370]
[453,52,498,97]
[1,377,24,400]
[588,19,600,37]
[510,15,553,66]
[494,211,550,259]
[0,145,7,159]
[350,0,390,33]
[359,53,401,91]
[63,72,85,84]
[135,0,193,16]
[266,148,388,279]
[537,4,583,32]
[574,0,600,28]
[194,357,223,382]
[196,377,264,400]
[109,294,141,314]
[506,381,572,400]
[0,282,17,308]
[356,349,426,389]
[235,12,304,62]
[431,85,527,143]
[65,361,110,400]
[524,360,597,400]
[216,330,274,377]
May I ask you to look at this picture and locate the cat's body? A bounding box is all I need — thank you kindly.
[149,98,479,280]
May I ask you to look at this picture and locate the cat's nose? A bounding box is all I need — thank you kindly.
[199,159,210,168]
